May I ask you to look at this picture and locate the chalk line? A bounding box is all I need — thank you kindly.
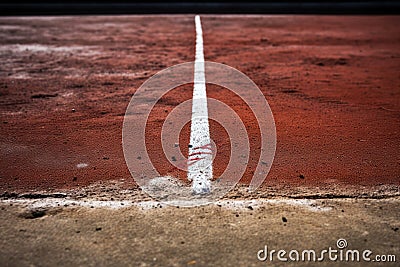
[188,15,213,194]
[0,197,332,212]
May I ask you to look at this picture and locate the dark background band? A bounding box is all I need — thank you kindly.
[1,1,400,16]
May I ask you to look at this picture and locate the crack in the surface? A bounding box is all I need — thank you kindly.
[287,194,400,200]
[1,192,399,202]
[1,192,68,199]
[221,193,400,201]
[1,181,399,202]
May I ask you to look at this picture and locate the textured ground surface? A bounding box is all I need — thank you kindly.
[1,15,399,192]
[1,192,399,266]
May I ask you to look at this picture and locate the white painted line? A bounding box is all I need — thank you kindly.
[0,198,332,212]
[188,15,213,194]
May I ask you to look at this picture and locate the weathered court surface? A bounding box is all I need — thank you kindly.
[0,16,399,266]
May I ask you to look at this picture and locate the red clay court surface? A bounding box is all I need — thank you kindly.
[0,15,399,194]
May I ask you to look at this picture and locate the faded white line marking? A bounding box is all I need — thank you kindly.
[215,199,332,212]
[0,198,332,212]
[188,15,213,194]
[76,163,88,168]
